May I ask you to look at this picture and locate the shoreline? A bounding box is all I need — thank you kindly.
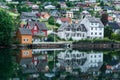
[11,41,120,50]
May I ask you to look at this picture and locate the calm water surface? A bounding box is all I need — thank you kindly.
[0,48,120,80]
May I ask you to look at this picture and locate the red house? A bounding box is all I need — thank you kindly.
[25,21,47,36]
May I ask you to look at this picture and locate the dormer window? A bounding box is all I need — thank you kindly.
[34,26,37,30]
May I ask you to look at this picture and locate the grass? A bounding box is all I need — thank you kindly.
[45,22,58,30]
[39,18,58,30]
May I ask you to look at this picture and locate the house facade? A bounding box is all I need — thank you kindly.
[57,22,87,40]
[81,16,104,39]
[58,16,104,40]
[66,11,74,18]
[16,28,32,44]
[25,21,48,43]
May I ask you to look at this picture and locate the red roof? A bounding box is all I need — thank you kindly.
[60,18,71,22]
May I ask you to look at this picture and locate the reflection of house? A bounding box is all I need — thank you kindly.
[18,49,37,73]
[18,49,48,73]
[80,51,103,73]
[57,50,103,75]
[58,50,87,69]
[16,28,32,44]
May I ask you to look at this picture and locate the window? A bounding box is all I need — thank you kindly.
[91,27,93,30]
[99,33,102,35]
[83,34,84,37]
[91,32,93,35]
[99,55,101,57]
[91,55,93,58]
[95,28,97,30]
[95,23,97,25]
[94,55,96,58]
[77,33,79,37]
[91,23,93,25]
[23,51,29,55]
[34,26,37,30]
[23,38,29,42]
[95,33,97,35]
[99,28,102,30]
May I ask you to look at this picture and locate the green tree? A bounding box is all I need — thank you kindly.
[17,6,32,13]
[111,33,120,41]
[48,16,55,25]
[0,10,14,46]
[104,26,113,39]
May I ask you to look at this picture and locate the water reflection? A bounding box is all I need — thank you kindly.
[57,50,103,74]
[0,48,16,79]
[16,49,120,79]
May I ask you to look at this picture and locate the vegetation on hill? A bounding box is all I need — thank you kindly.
[0,10,14,46]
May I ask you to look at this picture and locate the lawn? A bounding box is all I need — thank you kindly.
[45,22,58,30]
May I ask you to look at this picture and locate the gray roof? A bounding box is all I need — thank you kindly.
[20,12,37,19]
[58,22,87,32]
[19,28,32,35]
[86,16,104,28]
[108,22,120,29]
[26,21,48,30]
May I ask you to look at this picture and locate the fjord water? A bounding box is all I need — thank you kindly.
[1,48,120,80]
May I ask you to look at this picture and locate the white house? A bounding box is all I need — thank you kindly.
[94,6,102,12]
[44,5,56,9]
[6,0,12,2]
[57,16,104,40]
[70,7,79,12]
[66,11,74,18]
[57,22,87,40]
[85,0,96,3]
[65,0,79,1]
[81,16,104,39]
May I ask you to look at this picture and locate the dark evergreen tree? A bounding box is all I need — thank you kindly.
[101,13,108,26]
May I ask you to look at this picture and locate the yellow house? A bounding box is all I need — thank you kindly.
[16,28,32,44]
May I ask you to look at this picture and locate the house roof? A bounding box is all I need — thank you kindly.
[26,21,48,30]
[103,6,114,10]
[20,12,38,19]
[58,21,87,32]
[108,22,120,29]
[19,28,32,35]
[85,16,104,28]
[60,18,71,22]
